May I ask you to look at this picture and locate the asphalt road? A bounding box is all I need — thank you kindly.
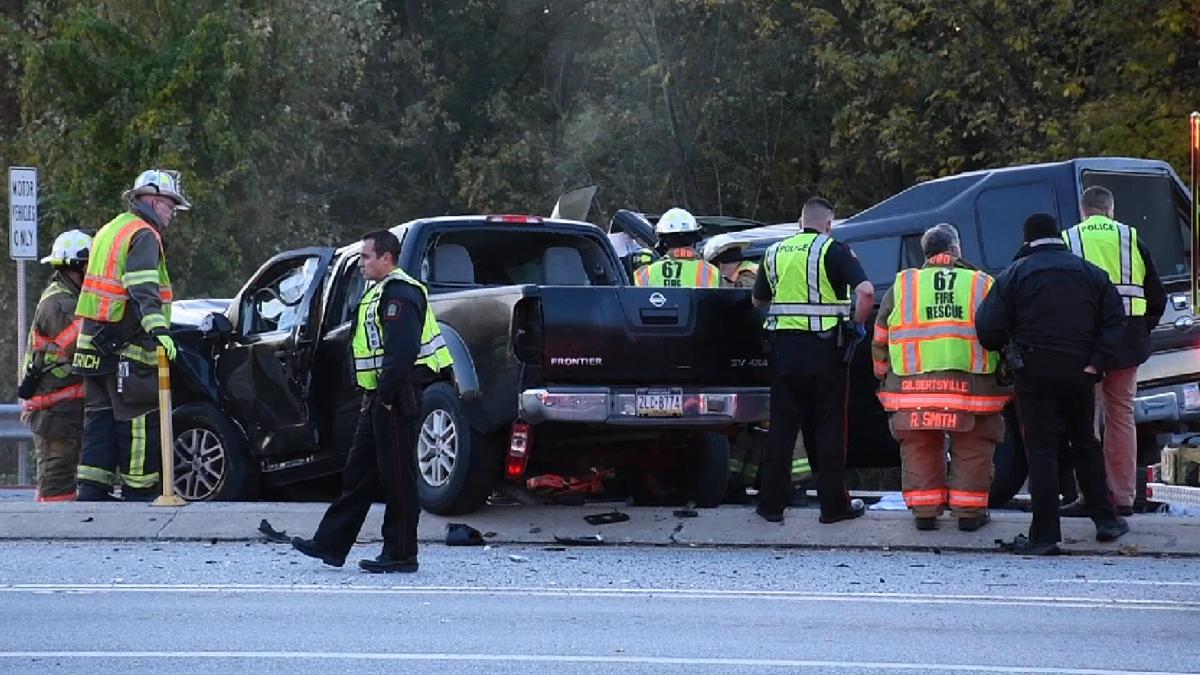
[1,542,1197,674]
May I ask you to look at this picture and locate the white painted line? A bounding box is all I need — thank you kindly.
[2,583,1198,612]
[1048,579,1200,587]
[0,651,1187,674]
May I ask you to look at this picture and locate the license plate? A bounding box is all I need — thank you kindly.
[1184,383,1200,411]
[893,410,975,432]
[636,388,684,417]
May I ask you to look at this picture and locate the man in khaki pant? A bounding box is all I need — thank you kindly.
[1061,187,1165,516]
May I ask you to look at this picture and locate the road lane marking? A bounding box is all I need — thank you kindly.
[0,651,1188,673]
[1049,579,1200,587]
[1,583,1198,612]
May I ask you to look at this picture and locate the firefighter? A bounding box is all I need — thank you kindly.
[753,197,874,523]
[18,230,91,501]
[632,208,721,288]
[73,169,189,501]
[705,240,759,289]
[976,213,1129,555]
[292,229,453,573]
[1060,186,1165,516]
[872,224,1011,531]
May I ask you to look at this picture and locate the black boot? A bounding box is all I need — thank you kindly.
[76,481,116,502]
[291,537,346,567]
[915,517,938,531]
[359,554,419,574]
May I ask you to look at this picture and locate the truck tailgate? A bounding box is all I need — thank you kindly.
[533,287,769,385]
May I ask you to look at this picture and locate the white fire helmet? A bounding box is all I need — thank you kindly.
[41,229,91,266]
[122,169,192,211]
[654,207,701,235]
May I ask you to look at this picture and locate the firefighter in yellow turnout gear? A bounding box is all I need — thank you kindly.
[872,224,1012,531]
[73,169,189,501]
[19,230,91,501]
[633,208,721,288]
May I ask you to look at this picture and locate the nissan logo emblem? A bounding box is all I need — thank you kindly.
[649,292,667,308]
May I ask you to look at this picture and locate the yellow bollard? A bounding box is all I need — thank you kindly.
[152,346,186,507]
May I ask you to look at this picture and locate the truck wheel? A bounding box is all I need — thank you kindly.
[989,407,1026,508]
[690,432,731,508]
[172,403,259,501]
[416,382,503,515]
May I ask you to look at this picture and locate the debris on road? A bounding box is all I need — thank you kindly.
[445,522,485,546]
[508,554,529,563]
[553,534,605,546]
[673,508,698,518]
[583,511,629,525]
[257,519,290,543]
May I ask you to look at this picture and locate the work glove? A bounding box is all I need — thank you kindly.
[155,333,177,361]
[854,323,867,341]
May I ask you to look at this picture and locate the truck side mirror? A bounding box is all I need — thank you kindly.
[201,311,234,340]
[1174,315,1195,333]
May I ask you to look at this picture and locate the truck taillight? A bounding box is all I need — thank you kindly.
[506,423,531,480]
[487,214,543,224]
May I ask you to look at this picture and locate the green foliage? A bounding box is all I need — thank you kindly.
[1,0,1198,396]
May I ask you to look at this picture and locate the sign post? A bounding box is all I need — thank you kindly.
[9,166,38,385]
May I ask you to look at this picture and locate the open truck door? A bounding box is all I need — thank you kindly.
[220,246,336,457]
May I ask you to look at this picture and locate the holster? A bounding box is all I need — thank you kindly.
[16,363,44,400]
[92,323,133,357]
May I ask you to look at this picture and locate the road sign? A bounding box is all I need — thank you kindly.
[9,166,38,260]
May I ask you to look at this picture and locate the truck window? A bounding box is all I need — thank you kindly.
[242,256,322,336]
[975,181,1057,269]
[326,261,366,328]
[422,228,621,289]
[845,237,900,287]
[1082,171,1190,278]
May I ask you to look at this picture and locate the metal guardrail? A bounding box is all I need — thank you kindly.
[0,404,31,441]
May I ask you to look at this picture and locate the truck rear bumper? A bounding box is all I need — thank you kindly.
[518,386,770,426]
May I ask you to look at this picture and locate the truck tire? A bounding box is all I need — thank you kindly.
[988,407,1026,508]
[172,403,259,501]
[690,432,731,508]
[416,382,503,515]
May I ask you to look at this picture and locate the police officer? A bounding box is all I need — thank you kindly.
[753,197,874,523]
[292,229,453,573]
[632,208,721,288]
[74,170,188,501]
[1060,186,1165,516]
[19,230,91,501]
[872,224,1011,531]
[976,213,1129,555]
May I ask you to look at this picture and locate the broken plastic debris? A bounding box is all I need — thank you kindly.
[508,554,529,563]
[583,511,629,526]
[553,534,605,546]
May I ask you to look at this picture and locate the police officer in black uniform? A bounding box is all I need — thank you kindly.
[753,197,875,523]
[292,230,432,573]
[976,213,1129,555]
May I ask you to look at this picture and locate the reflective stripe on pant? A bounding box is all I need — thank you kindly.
[890,412,1003,518]
[34,434,82,501]
[1096,366,1137,509]
[77,378,162,490]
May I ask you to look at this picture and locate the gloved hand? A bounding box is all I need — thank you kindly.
[155,333,177,361]
[854,323,867,341]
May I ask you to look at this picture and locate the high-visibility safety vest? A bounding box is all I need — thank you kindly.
[22,279,84,412]
[762,232,851,331]
[76,212,173,328]
[1063,215,1146,316]
[352,267,453,390]
[633,248,720,288]
[885,262,998,377]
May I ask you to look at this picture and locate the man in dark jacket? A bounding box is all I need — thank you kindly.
[976,213,1129,555]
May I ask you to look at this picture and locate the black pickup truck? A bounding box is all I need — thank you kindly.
[169,214,770,512]
[704,157,1197,506]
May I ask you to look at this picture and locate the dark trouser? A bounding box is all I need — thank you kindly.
[314,392,421,560]
[76,376,162,492]
[1015,373,1117,544]
[759,334,851,518]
